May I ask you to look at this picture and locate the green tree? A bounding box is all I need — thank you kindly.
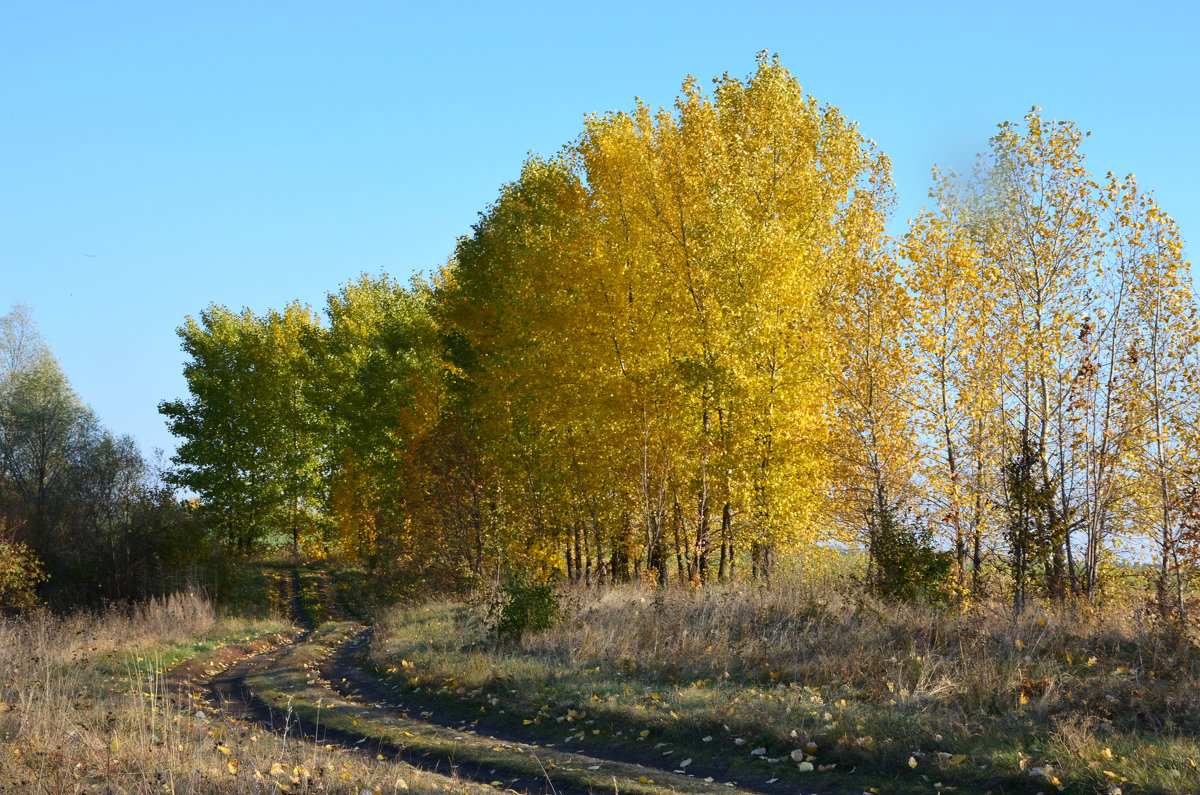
[0,353,93,535]
[3,305,205,605]
[160,303,324,552]
[320,274,443,562]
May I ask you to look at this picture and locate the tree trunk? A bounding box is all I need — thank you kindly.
[574,523,585,585]
[672,500,686,583]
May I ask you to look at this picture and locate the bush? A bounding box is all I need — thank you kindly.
[487,571,559,642]
[0,539,46,611]
[866,502,952,603]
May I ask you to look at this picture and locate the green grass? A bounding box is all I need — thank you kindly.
[367,602,920,793]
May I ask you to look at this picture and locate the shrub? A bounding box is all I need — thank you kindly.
[866,502,952,603]
[0,539,46,611]
[487,571,559,642]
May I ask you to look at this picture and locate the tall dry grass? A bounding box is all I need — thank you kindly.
[540,576,1200,731]
[0,591,217,671]
[374,572,1200,791]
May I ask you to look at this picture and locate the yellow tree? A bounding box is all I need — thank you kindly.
[826,220,926,587]
[904,178,1001,597]
[974,109,1103,606]
[1115,180,1200,619]
[1065,174,1150,601]
[577,90,711,583]
[908,109,1198,611]
[441,156,615,579]
[433,54,895,586]
[577,53,893,579]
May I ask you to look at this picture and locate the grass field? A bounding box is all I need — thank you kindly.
[0,585,486,794]
[369,574,1200,794]
[7,558,1200,794]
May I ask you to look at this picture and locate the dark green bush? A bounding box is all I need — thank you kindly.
[866,502,952,603]
[487,571,559,642]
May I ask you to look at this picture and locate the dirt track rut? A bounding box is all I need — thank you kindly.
[180,570,852,795]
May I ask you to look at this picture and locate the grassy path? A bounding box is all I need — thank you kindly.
[183,568,858,795]
[160,570,490,793]
[245,622,855,795]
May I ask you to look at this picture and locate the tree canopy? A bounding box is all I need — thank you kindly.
[158,56,1199,612]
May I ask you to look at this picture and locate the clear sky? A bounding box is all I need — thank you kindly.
[2,1,1197,458]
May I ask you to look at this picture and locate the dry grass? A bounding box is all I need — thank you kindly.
[546,576,1200,727]
[0,594,482,793]
[373,571,1200,793]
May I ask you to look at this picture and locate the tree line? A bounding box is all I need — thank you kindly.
[1,305,208,609]
[157,54,1199,614]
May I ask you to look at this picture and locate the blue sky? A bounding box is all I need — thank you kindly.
[2,1,1197,457]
